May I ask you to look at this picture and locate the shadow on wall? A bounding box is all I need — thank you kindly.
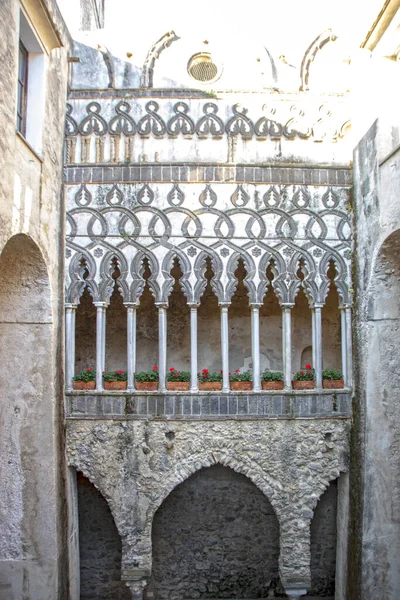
[148,464,281,600]
[310,479,338,596]
[77,472,130,600]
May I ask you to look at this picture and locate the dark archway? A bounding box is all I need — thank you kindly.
[77,472,130,600]
[310,479,338,596]
[149,464,280,599]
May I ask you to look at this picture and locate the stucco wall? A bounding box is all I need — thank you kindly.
[352,110,400,599]
[0,1,70,597]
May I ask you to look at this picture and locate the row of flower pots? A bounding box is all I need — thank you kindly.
[73,366,344,391]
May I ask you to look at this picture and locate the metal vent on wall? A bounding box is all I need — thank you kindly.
[188,53,220,83]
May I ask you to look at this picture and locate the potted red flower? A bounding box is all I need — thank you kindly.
[292,364,315,390]
[103,369,127,390]
[73,367,95,390]
[167,368,190,391]
[230,369,252,391]
[135,366,159,391]
[261,370,284,390]
[322,369,344,389]
[198,368,222,391]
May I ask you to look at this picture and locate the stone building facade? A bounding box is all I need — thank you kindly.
[0,1,400,599]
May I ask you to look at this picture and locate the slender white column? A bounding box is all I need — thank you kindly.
[340,307,348,386]
[94,302,106,391]
[125,303,137,392]
[220,304,230,393]
[282,305,293,390]
[251,304,261,392]
[158,304,167,392]
[311,309,316,369]
[313,305,323,388]
[345,306,352,388]
[101,305,106,373]
[65,304,77,391]
[189,305,199,393]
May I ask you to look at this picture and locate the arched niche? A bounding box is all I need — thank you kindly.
[77,472,130,600]
[0,234,55,592]
[0,233,52,323]
[148,464,280,600]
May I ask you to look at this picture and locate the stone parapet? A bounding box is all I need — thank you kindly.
[66,390,351,419]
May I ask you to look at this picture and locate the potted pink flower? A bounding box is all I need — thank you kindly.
[103,369,127,390]
[73,367,95,390]
[198,368,222,391]
[167,367,190,391]
[135,366,159,391]
[230,369,252,391]
[292,364,315,390]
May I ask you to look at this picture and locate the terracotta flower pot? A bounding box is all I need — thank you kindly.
[262,380,284,391]
[135,381,158,391]
[230,381,252,391]
[104,380,127,390]
[167,381,190,391]
[73,381,95,390]
[199,381,222,391]
[292,380,315,390]
[323,379,344,389]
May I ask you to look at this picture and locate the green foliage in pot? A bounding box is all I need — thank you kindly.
[135,366,159,382]
[230,369,252,382]
[167,367,190,382]
[103,369,127,382]
[74,367,95,382]
[322,368,343,380]
[261,370,284,382]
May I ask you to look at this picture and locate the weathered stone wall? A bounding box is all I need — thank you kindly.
[310,480,337,596]
[149,465,280,599]
[66,416,350,592]
[77,472,130,600]
[0,0,70,597]
[352,96,400,598]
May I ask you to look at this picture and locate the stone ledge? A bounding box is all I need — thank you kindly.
[65,391,351,419]
[63,163,352,186]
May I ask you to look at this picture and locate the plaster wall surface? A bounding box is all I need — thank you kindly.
[0,1,70,597]
[352,96,400,598]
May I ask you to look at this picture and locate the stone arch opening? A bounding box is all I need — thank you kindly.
[322,260,342,371]
[77,471,130,600]
[136,257,158,371]
[260,260,283,372]
[75,283,96,373]
[166,257,190,370]
[198,256,220,371]
[148,464,280,600]
[310,478,338,596]
[105,258,127,371]
[229,257,251,371]
[292,261,312,372]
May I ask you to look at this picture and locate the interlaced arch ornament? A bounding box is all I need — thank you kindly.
[65,182,352,308]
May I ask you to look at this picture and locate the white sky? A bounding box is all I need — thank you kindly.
[104,0,384,61]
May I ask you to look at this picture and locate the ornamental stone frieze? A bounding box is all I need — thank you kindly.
[64,95,351,165]
[65,181,352,307]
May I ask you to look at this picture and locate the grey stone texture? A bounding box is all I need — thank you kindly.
[0,0,71,597]
[149,464,280,599]
[77,472,130,600]
[310,481,337,596]
[351,106,400,599]
[66,418,350,590]
[66,391,351,419]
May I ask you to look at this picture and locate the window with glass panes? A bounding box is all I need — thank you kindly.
[17,41,28,136]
